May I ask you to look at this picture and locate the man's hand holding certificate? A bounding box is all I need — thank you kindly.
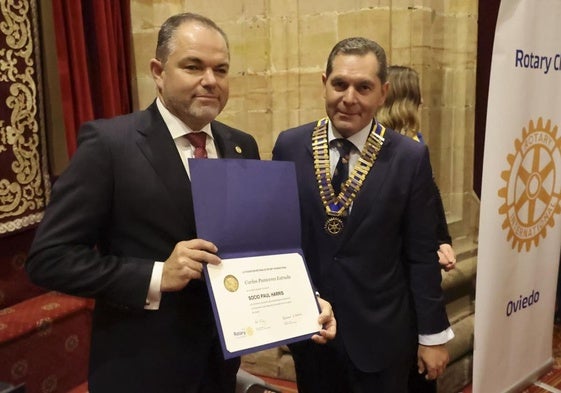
[189,159,335,358]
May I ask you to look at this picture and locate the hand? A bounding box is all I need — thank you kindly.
[311,297,336,344]
[417,344,449,380]
[438,243,456,271]
[160,239,221,292]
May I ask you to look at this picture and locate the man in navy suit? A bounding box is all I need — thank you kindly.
[273,37,453,393]
[26,12,335,393]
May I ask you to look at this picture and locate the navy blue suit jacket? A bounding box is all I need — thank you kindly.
[26,101,260,392]
[272,120,449,372]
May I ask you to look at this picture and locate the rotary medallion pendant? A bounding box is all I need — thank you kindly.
[324,216,344,235]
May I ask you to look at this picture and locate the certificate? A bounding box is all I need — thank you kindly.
[189,159,321,358]
[206,253,320,357]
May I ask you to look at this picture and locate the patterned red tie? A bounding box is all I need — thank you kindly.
[185,132,208,158]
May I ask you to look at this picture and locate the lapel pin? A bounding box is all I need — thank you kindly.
[235,146,242,154]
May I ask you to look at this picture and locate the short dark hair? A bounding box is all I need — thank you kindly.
[155,12,229,63]
[325,37,387,83]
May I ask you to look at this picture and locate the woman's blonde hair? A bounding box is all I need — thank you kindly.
[376,65,421,139]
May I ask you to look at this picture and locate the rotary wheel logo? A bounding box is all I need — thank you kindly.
[498,117,561,251]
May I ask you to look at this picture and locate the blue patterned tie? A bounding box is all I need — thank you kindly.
[331,138,354,195]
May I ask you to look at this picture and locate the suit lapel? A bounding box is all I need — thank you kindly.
[341,133,396,241]
[135,103,195,226]
[134,113,250,226]
[211,121,246,158]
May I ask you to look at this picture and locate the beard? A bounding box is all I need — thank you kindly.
[168,98,225,130]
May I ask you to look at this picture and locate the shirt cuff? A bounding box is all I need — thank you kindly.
[418,327,455,346]
[144,261,163,310]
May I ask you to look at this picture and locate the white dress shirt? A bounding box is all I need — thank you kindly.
[145,98,218,310]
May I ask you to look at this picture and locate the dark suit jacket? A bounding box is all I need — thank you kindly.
[272,120,450,373]
[26,101,260,392]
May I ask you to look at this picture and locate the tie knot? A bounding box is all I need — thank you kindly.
[185,132,208,158]
[186,132,207,148]
[333,138,354,156]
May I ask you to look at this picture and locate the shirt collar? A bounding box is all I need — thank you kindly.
[156,97,213,140]
[327,119,374,151]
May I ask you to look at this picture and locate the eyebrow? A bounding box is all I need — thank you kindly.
[331,76,375,86]
[181,56,229,68]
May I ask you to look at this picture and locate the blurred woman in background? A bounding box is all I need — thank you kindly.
[378,65,456,271]
[377,65,456,393]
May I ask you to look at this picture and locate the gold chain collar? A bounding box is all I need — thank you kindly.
[312,118,386,235]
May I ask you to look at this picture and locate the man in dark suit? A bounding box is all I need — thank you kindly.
[272,37,453,393]
[26,13,334,393]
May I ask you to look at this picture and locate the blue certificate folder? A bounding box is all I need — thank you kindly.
[189,159,301,258]
[189,159,319,359]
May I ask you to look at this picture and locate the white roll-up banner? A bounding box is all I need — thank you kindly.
[473,1,561,392]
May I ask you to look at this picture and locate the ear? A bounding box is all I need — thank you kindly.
[321,73,328,99]
[150,58,164,88]
[378,81,390,106]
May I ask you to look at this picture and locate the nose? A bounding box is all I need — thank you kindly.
[342,87,357,104]
[201,68,217,86]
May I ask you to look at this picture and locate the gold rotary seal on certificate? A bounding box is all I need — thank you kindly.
[224,275,239,292]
